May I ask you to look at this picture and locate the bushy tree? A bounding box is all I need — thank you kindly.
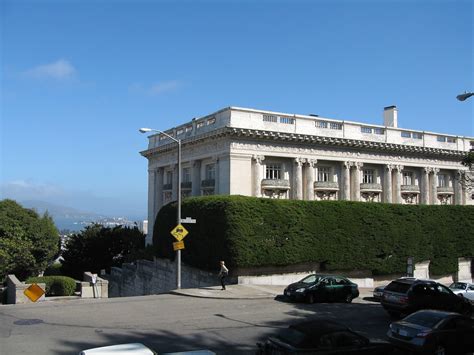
[0,199,59,281]
[61,224,145,280]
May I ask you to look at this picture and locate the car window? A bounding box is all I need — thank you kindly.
[301,275,321,284]
[385,281,411,293]
[320,278,330,286]
[436,284,453,295]
[449,282,466,290]
[411,284,435,296]
[405,312,445,328]
[319,331,366,348]
[334,278,348,285]
[469,285,474,291]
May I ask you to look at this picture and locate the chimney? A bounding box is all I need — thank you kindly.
[383,105,398,128]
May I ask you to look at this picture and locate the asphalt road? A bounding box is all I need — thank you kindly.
[0,294,393,354]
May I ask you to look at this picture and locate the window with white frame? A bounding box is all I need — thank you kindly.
[401,131,411,138]
[176,128,184,135]
[280,116,295,124]
[403,171,413,185]
[185,126,193,132]
[196,121,205,129]
[374,128,385,135]
[437,136,446,142]
[317,167,331,182]
[438,174,448,187]
[412,132,423,139]
[205,164,215,180]
[182,167,191,183]
[361,127,372,134]
[362,169,374,184]
[330,122,342,130]
[315,121,328,128]
[266,164,282,180]
[207,117,216,125]
[263,114,278,123]
[446,137,456,143]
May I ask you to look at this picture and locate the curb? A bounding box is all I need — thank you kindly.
[169,290,278,300]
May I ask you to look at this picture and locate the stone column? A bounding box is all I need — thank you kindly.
[421,167,431,205]
[431,168,440,205]
[146,168,157,245]
[383,164,393,203]
[294,158,304,200]
[156,167,164,214]
[215,157,220,194]
[454,170,463,205]
[393,165,403,204]
[192,160,201,196]
[252,155,265,197]
[351,162,362,201]
[341,161,351,201]
[305,159,317,200]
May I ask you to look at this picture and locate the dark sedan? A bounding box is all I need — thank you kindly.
[387,310,474,354]
[257,319,396,354]
[284,274,359,303]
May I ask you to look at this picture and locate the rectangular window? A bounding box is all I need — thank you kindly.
[446,137,456,143]
[329,122,342,130]
[363,169,374,184]
[196,121,205,129]
[280,116,295,124]
[165,171,173,184]
[403,172,413,185]
[182,168,191,183]
[437,136,446,142]
[374,128,385,135]
[205,164,215,180]
[438,174,448,187]
[317,167,331,182]
[207,117,216,125]
[361,127,372,134]
[266,164,282,180]
[176,128,184,135]
[263,114,278,123]
[185,126,193,132]
[315,121,328,129]
[401,131,411,138]
[412,132,423,139]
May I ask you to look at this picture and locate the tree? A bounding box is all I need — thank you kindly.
[461,151,474,169]
[0,199,60,281]
[61,224,145,280]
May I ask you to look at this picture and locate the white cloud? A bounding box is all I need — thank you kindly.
[23,59,77,80]
[130,80,182,96]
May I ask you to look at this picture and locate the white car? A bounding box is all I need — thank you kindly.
[449,282,474,301]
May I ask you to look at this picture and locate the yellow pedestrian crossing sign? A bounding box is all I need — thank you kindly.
[171,224,188,241]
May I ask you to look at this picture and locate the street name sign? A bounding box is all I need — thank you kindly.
[171,224,188,241]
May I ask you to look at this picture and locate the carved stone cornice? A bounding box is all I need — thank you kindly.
[360,183,383,192]
[314,181,339,190]
[140,126,467,160]
[437,186,454,194]
[401,185,420,193]
[261,179,291,189]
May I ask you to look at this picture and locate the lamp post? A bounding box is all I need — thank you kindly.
[139,127,182,289]
[456,92,474,101]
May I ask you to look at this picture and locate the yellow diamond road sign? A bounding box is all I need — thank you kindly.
[24,283,45,302]
[171,224,188,241]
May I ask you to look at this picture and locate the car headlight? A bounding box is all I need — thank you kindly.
[296,288,306,293]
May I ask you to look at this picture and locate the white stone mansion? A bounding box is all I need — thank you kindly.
[141,106,473,243]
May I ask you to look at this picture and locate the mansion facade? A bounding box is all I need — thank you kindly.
[141,106,473,244]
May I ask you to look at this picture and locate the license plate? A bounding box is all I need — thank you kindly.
[399,329,408,337]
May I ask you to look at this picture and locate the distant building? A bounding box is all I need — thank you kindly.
[140,106,473,245]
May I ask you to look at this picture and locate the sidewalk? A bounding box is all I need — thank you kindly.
[171,284,375,301]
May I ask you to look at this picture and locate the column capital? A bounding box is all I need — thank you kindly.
[193,160,201,168]
[306,159,317,167]
[252,155,265,164]
[394,164,404,172]
[351,161,363,170]
[294,157,304,166]
[432,167,440,174]
[423,166,432,174]
[385,164,394,172]
[342,161,352,169]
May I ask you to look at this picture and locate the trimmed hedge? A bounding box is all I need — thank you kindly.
[154,196,474,276]
[26,276,76,296]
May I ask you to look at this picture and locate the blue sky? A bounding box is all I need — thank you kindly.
[1,0,472,219]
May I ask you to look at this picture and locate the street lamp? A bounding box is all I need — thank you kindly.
[456,92,474,101]
[139,127,182,289]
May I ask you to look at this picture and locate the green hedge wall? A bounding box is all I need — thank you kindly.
[153,196,474,276]
[26,276,76,296]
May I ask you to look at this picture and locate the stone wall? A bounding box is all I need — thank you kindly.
[6,275,46,304]
[106,258,225,297]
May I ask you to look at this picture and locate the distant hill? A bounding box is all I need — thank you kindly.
[21,200,107,232]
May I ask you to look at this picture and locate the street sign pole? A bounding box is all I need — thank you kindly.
[177,139,182,289]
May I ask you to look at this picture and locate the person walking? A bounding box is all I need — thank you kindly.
[218,260,229,290]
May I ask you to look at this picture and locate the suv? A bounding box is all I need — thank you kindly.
[381,278,472,318]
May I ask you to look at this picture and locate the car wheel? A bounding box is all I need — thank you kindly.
[434,344,446,355]
[306,293,315,304]
[344,293,353,303]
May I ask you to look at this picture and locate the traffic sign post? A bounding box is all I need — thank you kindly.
[170,224,189,241]
[173,241,185,251]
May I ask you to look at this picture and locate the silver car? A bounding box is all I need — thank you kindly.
[449,282,474,301]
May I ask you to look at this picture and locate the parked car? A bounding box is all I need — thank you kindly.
[284,274,359,304]
[381,278,472,318]
[387,310,474,355]
[373,285,386,301]
[79,343,215,355]
[449,282,474,301]
[257,319,396,354]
